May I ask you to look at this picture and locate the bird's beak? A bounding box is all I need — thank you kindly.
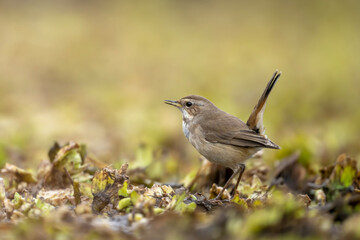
[164,99,181,109]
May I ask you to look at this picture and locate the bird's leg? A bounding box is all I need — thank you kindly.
[214,167,241,200]
[232,164,245,198]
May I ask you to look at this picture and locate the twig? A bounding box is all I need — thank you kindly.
[64,168,81,205]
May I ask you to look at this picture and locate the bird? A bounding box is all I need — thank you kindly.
[165,70,281,200]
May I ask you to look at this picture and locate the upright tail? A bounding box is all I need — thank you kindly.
[246,70,281,135]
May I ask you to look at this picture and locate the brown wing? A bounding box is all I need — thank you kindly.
[202,113,280,149]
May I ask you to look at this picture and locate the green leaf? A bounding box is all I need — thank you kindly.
[91,168,115,194]
[154,207,165,215]
[12,192,24,209]
[118,180,129,197]
[35,198,54,215]
[232,194,248,210]
[173,193,196,213]
[341,165,356,187]
[117,198,132,210]
[130,190,140,204]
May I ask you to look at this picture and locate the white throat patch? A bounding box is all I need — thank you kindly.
[181,109,193,140]
[182,109,193,121]
[182,120,190,140]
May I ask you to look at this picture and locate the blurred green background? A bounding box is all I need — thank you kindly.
[0,0,359,179]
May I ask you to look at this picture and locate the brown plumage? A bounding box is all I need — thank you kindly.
[247,70,281,134]
[165,70,281,200]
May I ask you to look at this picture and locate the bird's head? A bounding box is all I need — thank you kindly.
[164,95,214,121]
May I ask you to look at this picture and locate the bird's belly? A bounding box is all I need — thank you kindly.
[190,135,260,169]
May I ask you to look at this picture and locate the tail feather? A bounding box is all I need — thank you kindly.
[246,70,281,134]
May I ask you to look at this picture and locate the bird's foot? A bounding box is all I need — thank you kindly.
[208,196,223,205]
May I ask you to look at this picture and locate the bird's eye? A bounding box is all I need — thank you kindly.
[185,102,193,107]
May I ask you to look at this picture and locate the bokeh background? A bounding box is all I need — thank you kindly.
[1,0,359,181]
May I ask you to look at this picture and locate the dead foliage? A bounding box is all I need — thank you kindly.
[0,142,360,239]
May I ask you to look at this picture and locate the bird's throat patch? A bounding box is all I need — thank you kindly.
[182,121,190,140]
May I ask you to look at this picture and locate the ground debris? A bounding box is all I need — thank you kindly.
[44,141,88,189]
[269,151,309,193]
[0,142,360,239]
[1,163,37,184]
[91,165,129,213]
